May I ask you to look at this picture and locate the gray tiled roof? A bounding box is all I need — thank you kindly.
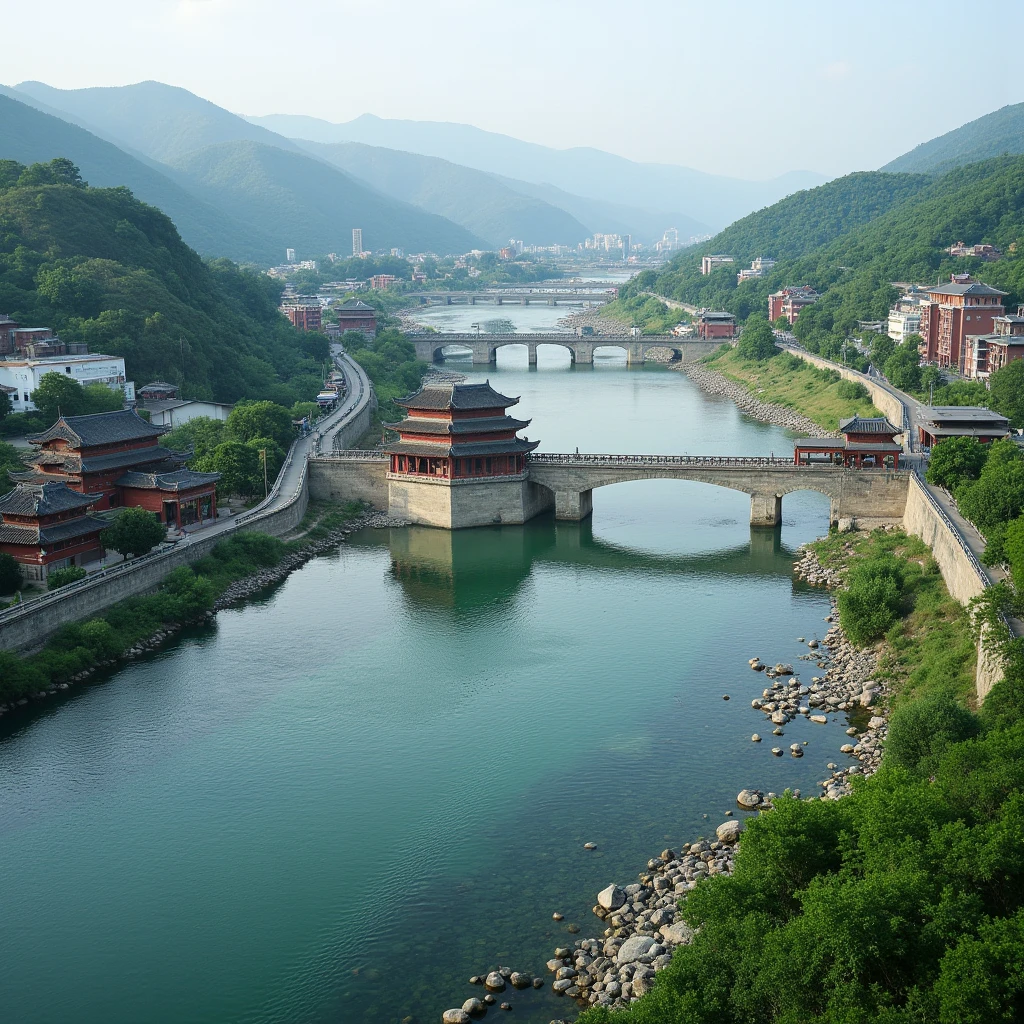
[839,416,901,435]
[115,469,221,491]
[926,282,1008,298]
[384,415,530,436]
[0,481,102,516]
[388,438,540,458]
[0,515,105,546]
[28,409,167,448]
[395,381,519,412]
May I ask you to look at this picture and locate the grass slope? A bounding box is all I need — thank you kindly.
[882,101,1024,175]
[297,139,591,247]
[169,140,485,257]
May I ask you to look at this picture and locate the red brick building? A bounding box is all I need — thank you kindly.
[282,305,323,332]
[334,298,378,337]
[0,482,107,582]
[15,410,219,526]
[962,310,1024,378]
[369,275,396,291]
[917,278,1007,369]
[385,381,539,481]
[768,286,819,325]
[696,310,736,339]
[793,416,903,468]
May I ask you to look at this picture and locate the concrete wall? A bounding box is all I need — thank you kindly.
[387,474,549,528]
[308,458,389,508]
[788,349,907,443]
[328,393,375,451]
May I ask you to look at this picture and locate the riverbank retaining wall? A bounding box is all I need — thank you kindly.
[308,458,388,508]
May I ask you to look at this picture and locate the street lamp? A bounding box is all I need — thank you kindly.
[259,449,268,498]
[471,323,480,336]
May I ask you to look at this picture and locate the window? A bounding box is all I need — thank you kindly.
[65,366,71,374]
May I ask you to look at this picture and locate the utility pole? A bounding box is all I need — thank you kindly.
[259,449,268,498]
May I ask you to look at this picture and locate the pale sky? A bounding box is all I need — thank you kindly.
[4,0,1022,179]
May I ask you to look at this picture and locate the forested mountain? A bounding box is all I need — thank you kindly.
[882,101,1024,175]
[296,140,590,247]
[0,160,322,405]
[13,80,305,165]
[247,111,826,231]
[6,82,485,257]
[167,140,483,257]
[639,155,1024,356]
[0,91,275,261]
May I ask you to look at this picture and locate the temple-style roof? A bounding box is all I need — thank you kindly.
[0,515,106,546]
[387,437,540,459]
[115,468,221,492]
[395,381,519,412]
[28,409,167,448]
[839,416,901,435]
[25,445,188,475]
[336,299,376,312]
[384,414,530,436]
[0,481,102,517]
[925,282,1008,298]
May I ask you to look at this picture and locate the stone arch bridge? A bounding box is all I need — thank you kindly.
[309,452,910,528]
[412,333,720,366]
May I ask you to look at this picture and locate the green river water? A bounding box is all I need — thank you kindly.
[0,342,857,1024]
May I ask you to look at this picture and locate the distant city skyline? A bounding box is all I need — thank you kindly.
[2,0,1022,180]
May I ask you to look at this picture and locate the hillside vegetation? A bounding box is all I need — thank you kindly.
[883,101,1024,175]
[0,160,323,404]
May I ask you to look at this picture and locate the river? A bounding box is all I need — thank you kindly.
[0,314,852,1024]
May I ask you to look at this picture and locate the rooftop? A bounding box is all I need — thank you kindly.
[0,481,102,517]
[0,352,118,365]
[395,381,520,412]
[336,299,376,311]
[28,409,167,448]
[925,282,1008,298]
[923,407,1010,424]
[385,414,530,436]
[115,468,221,492]
[839,416,901,435]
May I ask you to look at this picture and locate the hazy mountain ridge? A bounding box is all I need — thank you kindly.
[882,101,1024,175]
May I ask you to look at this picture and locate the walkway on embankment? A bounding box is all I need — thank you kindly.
[0,348,375,651]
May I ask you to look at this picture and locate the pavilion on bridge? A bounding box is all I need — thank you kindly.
[793,416,903,468]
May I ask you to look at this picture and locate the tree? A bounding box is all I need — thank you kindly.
[989,359,1024,427]
[1003,516,1024,588]
[47,565,87,590]
[246,437,285,496]
[869,333,896,369]
[101,506,166,558]
[884,343,922,391]
[773,316,791,332]
[31,372,87,421]
[956,440,1024,531]
[209,440,261,497]
[927,437,989,489]
[920,365,943,394]
[0,552,22,594]
[163,417,226,461]
[0,390,10,421]
[737,313,777,361]
[226,400,294,449]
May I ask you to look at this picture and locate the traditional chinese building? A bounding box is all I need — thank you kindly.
[14,409,220,527]
[793,416,903,468]
[334,298,378,337]
[0,482,106,582]
[384,381,545,528]
[696,310,736,339]
[918,408,1010,448]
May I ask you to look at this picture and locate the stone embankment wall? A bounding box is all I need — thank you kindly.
[308,458,388,508]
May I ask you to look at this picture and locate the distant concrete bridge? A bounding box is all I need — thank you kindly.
[309,451,910,527]
[405,288,616,306]
[412,333,719,365]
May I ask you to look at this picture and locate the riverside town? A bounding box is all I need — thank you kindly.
[2,5,1024,1024]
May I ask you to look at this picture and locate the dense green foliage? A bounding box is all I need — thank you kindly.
[988,361,1024,428]
[46,565,87,590]
[955,440,1024,534]
[602,291,683,334]
[30,371,124,422]
[582,529,1024,1024]
[0,160,325,404]
[882,99,1024,174]
[101,506,166,557]
[883,341,923,391]
[0,440,24,495]
[736,313,777,361]
[0,551,22,594]
[836,553,906,643]
[346,328,426,422]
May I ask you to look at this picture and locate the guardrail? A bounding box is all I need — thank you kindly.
[529,453,908,469]
[910,465,991,588]
[314,449,388,461]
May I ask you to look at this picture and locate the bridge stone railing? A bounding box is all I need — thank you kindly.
[532,453,848,469]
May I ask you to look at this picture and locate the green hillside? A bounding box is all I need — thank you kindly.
[882,101,1024,174]
[0,91,276,262]
[0,160,323,405]
[640,155,1024,358]
[297,140,590,247]
[169,140,483,257]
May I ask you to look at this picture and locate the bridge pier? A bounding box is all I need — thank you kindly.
[750,492,783,527]
[472,342,496,365]
[574,343,592,364]
[555,489,593,521]
[528,343,538,366]
[627,342,645,366]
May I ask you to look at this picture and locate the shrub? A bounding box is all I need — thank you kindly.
[837,554,906,643]
[101,506,166,558]
[737,313,777,361]
[886,689,981,773]
[836,379,869,400]
[927,436,989,489]
[0,552,22,594]
[47,565,88,590]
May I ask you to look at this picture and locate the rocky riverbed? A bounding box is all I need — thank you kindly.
[677,362,838,438]
[438,541,890,1024]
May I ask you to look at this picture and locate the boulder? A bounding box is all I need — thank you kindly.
[442,1011,471,1024]
[462,997,485,1014]
[736,788,762,809]
[510,972,531,989]
[869,716,886,730]
[597,884,626,910]
[660,921,695,945]
[485,972,506,991]
[616,935,656,964]
[809,714,828,724]
[716,820,741,843]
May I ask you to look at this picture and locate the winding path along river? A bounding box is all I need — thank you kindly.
[0,327,858,1024]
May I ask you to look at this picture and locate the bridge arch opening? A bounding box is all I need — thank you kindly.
[432,344,473,363]
[593,344,628,362]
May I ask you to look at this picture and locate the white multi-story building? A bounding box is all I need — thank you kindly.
[887,305,923,344]
[352,228,363,257]
[0,353,132,413]
[285,248,296,262]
